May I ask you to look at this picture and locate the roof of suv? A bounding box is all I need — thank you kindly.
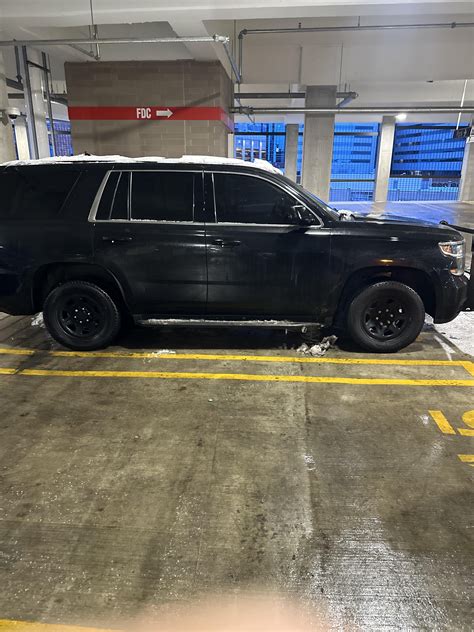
[1,154,283,175]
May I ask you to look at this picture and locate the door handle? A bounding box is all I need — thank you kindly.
[102,236,133,243]
[211,239,241,248]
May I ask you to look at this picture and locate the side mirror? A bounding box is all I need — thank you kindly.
[292,204,317,226]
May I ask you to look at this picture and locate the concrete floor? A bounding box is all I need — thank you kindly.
[0,311,473,631]
[0,201,473,631]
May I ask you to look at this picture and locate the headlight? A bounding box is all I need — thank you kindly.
[438,239,465,276]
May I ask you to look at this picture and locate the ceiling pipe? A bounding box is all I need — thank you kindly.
[21,45,39,159]
[232,106,474,115]
[234,91,357,99]
[0,34,230,47]
[234,90,358,108]
[8,91,68,106]
[237,21,474,79]
[42,51,58,155]
[0,33,241,83]
[6,77,23,91]
[337,93,357,108]
[68,43,96,59]
[221,40,242,83]
[89,0,100,60]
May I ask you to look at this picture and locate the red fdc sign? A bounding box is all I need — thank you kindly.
[68,105,234,130]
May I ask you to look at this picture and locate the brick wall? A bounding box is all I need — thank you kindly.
[65,60,233,158]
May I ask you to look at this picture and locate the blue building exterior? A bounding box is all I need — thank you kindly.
[330,123,379,201]
[234,121,468,202]
[234,123,288,170]
[46,119,74,156]
[388,123,466,201]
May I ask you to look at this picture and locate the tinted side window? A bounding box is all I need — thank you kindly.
[131,172,194,221]
[213,173,297,224]
[95,171,130,221]
[62,170,107,220]
[13,167,80,219]
[96,172,120,220]
[111,172,129,220]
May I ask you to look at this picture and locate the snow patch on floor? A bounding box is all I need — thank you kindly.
[303,454,316,471]
[31,312,44,328]
[149,349,177,355]
[434,312,474,357]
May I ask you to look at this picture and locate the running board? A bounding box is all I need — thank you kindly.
[135,317,320,331]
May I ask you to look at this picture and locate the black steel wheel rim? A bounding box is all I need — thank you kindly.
[362,296,410,341]
[58,294,105,338]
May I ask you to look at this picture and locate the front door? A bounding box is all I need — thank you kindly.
[92,169,207,315]
[204,171,332,320]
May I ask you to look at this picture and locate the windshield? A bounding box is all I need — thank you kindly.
[279,174,340,220]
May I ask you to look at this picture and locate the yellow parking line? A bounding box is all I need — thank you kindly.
[0,620,114,632]
[0,346,472,370]
[0,348,34,356]
[463,362,474,377]
[428,410,457,434]
[1,366,473,386]
[458,454,474,463]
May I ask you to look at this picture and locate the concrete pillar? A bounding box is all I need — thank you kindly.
[23,48,50,159]
[374,116,396,203]
[0,52,16,163]
[227,132,235,158]
[13,117,30,160]
[301,85,337,199]
[285,123,299,181]
[459,125,474,202]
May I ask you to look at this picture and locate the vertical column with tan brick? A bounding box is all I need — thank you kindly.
[65,60,233,158]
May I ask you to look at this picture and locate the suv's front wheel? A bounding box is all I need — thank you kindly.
[43,281,121,350]
[347,281,425,353]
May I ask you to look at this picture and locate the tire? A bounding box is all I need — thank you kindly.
[43,280,121,350]
[347,281,425,353]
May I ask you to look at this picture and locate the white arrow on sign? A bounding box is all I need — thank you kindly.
[155,108,173,118]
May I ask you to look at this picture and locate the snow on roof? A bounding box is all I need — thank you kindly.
[1,154,283,174]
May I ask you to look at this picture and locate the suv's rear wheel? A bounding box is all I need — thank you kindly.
[347,281,425,352]
[43,281,121,350]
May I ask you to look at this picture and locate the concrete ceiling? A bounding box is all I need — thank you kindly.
[1,0,473,123]
[1,0,473,25]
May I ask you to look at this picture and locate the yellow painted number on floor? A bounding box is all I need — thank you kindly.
[428,409,474,436]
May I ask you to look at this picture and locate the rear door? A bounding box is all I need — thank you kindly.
[92,168,207,315]
[204,170,332,320]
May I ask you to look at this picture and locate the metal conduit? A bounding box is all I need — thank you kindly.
[0,34,241,82]
[20,46,38,159]
[235,91,358,99]
[232,106,474,115]
[237,21,474,78]
[0,34,230,47]
[235,91,359,108]
[42,51,57,156]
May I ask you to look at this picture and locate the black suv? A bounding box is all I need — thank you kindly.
[0,156,469,352]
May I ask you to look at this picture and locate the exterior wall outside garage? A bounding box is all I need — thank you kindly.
[65,60,233,158]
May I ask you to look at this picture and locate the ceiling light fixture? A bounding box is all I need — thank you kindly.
[396,113,407,121]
